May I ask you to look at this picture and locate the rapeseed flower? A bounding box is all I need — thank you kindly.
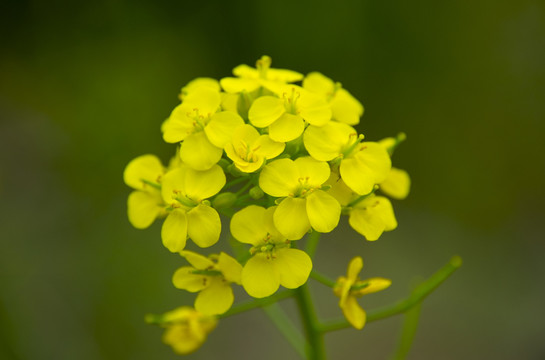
[230,205,312,298]
[259,157,341,240]
[173,250,242,315]
[334,257,391,329]
[304,121,391,195]
[160,164,225,252]
[161,306,217,355]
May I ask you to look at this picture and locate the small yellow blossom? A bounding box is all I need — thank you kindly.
[348,194,397,241]
[334,257,391,329]
[160,164,225,252]
[161,306,217,355]
[173,251,242,315]
[304,121,391,195]
[123,154,167,229]
[230,205,312,298]
[303,72,364,125]
[248,85,331,142]
[220,55,303,94]
[224,124,285,173]
[163,87,244,170]
[259,157,341,240]
[380,167,411,200]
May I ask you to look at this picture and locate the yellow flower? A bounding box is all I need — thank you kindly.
[173,251,242,315]
[179,77,221,101]
[248,85,331,142]
[224,124,285,173]
[259,157,341,240]
[303,121,391,195]
[160,164,225,252]
[161,306,217,355]
[220,55,303,94]
[303,72,364,125]
[123,154,167,229]
[162,87,244,170]
[334,257,391,329]
[230,205,312,298]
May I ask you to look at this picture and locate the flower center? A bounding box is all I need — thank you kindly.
[283,87,301,115]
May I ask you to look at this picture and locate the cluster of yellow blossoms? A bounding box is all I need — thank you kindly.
[124,56,410,355]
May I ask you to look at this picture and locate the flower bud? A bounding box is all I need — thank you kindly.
[212,192,237,209]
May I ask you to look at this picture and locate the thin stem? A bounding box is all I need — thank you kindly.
[294,284,326,360]
[318,255,462,333]
[262,303,307,358]
[305,230,321,258]
[219,290,295,319]
[391,303,421,360]
[235,180,253,197]
[224,176,249,189]
[310,271,336,288]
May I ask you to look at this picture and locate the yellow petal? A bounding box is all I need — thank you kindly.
[268,113,305,142]
[342,296,366,330]
[230,205,268,245]
[339,157,376,195]
[182,87,221,117]
[242,253,280,298]
[331,89,364,125]
[259,158,299,197]
[348,198,390,241]
[380,167,411,200]
[161,209,188,253]
[180,250,215,269]
[248,96,285,128]
[293,157,330,187]
[232,64,258,78]
[217,252,243,284]
[254,135,285,159]
[274,197,311,240]
[172,266,207,292]
[187,205,221,248]
[180,78,220,99]
[124,154,164,190]
[180,131,223,171]
[127,190,163,229]
[162,105,195,143]
[353,142,392,184]
[195,279,234,315]
[161,167,187,204]
[183,165,226,201]
[347,256,363,281]
[303,122,356,161]
[205,111,244,148]
[356,277,392,296]
[298,93,331,126]
[274,248,312,289]
[220,77,260,93]
[305,190,341,233]
[267,68,304,83]
[303,72,335,94]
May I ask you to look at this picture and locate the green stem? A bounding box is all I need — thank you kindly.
[294,284,326,360]
[391,303,421,360]
[318,256,462,333]
[235,180,253,196]
[310,271,336,288]
[263,303,307,358]
[219,290,295,319]
[224,176,249,189]
[305,230,321,258]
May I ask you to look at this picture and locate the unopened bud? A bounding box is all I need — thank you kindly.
[249,186,264,199]
[212,192,237,209]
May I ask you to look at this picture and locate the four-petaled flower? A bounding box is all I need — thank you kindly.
[334,256,392,329]
[230,205,312,298]
[173,251,242,315]
[160,164,225,252]
[161,306,217,355]
[259,157,341,240]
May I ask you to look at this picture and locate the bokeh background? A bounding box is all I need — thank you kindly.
[1,1,544,359]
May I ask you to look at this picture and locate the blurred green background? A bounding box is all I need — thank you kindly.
[1,0,544,359]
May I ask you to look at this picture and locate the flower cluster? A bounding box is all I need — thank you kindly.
[125,56,410,354]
